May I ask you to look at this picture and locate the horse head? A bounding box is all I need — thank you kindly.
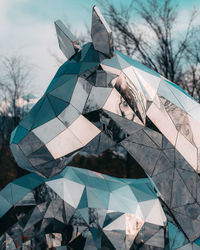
[10,7,200,179]
[7,5,200,244]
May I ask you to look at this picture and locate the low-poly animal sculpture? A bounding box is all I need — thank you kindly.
[0,167,170,249]
[1,5,200,249]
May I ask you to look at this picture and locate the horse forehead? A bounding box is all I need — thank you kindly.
[17,48,153,135]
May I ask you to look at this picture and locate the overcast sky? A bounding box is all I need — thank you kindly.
[0,0,199,97]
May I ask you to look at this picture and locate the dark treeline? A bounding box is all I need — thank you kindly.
[0,55,32,189]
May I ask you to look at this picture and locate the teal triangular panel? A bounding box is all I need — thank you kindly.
[20,96,45,130]
[78,188,88,209]
[49,77,77,102]
[46,74,77,93]
[48,95,69,116]
[32,97,55,129]
[11,126,29,144]
[115,50,160,77]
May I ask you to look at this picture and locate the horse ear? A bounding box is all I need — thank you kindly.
[91,6,114,58]
[54,20,81,59]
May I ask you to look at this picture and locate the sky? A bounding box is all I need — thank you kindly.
[0,0,200,97]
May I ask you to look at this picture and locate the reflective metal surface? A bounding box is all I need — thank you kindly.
[6,6,200,247]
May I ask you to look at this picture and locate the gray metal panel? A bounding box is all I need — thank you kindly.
[55,20,79,59]
[91,6,113,57]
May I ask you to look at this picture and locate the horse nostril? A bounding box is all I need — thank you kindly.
[10,131,56,177]
[17,132,43,156]
[10,143,34,173]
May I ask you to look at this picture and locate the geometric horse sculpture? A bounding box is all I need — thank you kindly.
[0,168,198,249]
[4,5,200,247]
[0,167,168,249]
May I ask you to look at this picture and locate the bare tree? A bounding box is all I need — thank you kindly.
[0,55,34,186]
[181,27,200,101]
[97,0,200,101]
[0,55,33,144]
